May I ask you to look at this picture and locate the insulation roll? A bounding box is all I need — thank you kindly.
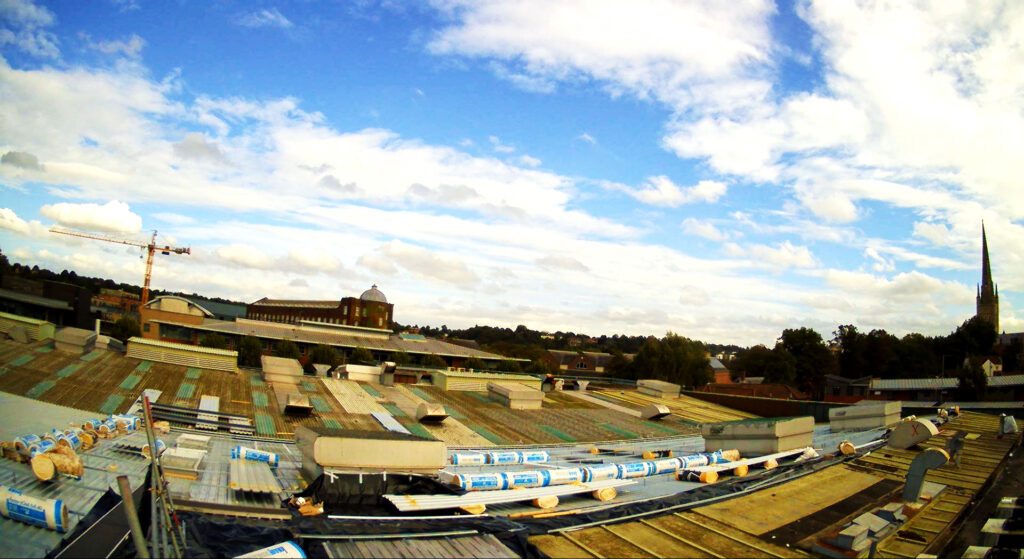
[113,416,138,431]
[97,419,119,435]
[14,435,41,453]
[532,495,559,509]
[838,440,856,455]
[83,419,105,432]
[545,467,585,485]
[450,453,486,466]
[62,427,84,437]
[677,470,718,484]
[708,449,740,464]
[616,461,654,479]
[77,432,95,450]
[456,472,506,491]
[236,541,307,559]
[642,450,673,460]
[591,487,617,502]
[230,446,279,468]
[31,447,83,481]
[651,457,683,475]
[519,451,550,464]
[732,464,749,477]
[141,440,166,459]
[677,454,710,469]
[486,451,521,465]
[502,470,547,490]
[760,458,778,470]
[0,485,69,532]
[583,464,619,483]
[41,429,62,442]
[29,440,56,458]
[56,432,81,451]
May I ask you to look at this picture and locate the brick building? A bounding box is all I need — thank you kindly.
[246,285,394,329]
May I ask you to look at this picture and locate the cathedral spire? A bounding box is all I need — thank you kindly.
[976,221,999,333]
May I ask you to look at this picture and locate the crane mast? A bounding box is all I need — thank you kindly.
[49,227,190,306]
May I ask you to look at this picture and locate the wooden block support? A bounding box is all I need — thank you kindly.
[591,487,618,502]
[532,495,559,509]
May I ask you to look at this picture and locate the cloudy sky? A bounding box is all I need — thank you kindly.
[1,0,1022,346]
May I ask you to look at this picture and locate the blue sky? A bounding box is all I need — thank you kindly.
[1,0,1022,346]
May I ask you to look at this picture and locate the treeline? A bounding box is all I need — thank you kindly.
[732,316,1016,399]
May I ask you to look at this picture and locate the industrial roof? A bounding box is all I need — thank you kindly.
[151,317,507,359]
[251,297,340,309]
[127,336,237,357]
[359,284,388,303]
[530,411,1018,558]
[0,289,72,311]
[870,374,1024,391]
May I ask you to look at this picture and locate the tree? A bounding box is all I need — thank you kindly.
[495,359,522,373]
[525,358,554,376]
[348,346,374,364]
[832,325,867,379]
[308,344,341,369]
[421,353,447,369]
[632,332,711,388]
[734,345,796,385]
[110,316,141,343]
[199,332,228,349]
[237,336,264,368]
[956,361,988,401]
[464,357,486,370]
[390,349,412,366]
[274,339,301,360]
[605,351,635,379]
[778,327,836,398]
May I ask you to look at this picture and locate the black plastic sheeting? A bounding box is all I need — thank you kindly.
[177,511,540,559]
[177,453,863,559]
[50,470,152,559]
[293,472,463,516]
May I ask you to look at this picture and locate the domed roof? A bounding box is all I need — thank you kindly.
[360,284,388,303]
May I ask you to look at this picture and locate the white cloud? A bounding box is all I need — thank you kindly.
[153,212,195,225]
[576,132,596,144]
[488,135,515,153]
[236,8,292,29]
[681,218,728,242]
[613,176,727,207]
[535,254,588,272]
[286,248,340,272]
[0,208,30,234]
[0,0,59,58]
[40,200,142,233]
[516,154,541,167]
[216,244,275,269]
[172,133,227,163]
[377,240,480,288]
[1,150,43,170]
[428,0,775,110]
[742,241,818,269]
[80,32,145,57]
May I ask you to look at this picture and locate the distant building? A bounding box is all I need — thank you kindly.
[698,382,807,400]
[247,284,394,330]
[823,374,872,403]
[0,276,96,330]
[867,374,1024,402]
[963,355,1002,377]
[542,350,631,374]
[92,288,140,319]
[710,357,731,384]
[976,223,999,333]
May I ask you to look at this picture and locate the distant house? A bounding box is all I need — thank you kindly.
[963,356,1002,377]
[542,350,631,375]
[710,357,732,384]
[824,374,872,403]
[697,382,807,400]
[867,374,1024,402]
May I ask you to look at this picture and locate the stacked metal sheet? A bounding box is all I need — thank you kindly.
[370,411,412,435]
[384,479,634,512]
[229,458,282,493]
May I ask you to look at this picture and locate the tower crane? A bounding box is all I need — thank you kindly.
[49,227,190,306]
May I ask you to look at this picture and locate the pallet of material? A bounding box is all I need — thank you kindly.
[149,405,255,435]
[175,434,211,450]
[162,447,206,480]
[197,395,220,431]
[229,458,282,493]
[384,479,634,512]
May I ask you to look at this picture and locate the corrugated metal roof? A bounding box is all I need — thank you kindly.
[0,401,151,558]
[870,377,956,390]
[0,291,72,311]
[870,374,1024,391]
[152,318,507,359]
[126,337,237,357]
[323,533,519,559]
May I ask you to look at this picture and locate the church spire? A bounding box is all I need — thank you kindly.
[981,222,993,294]
[976,221,999,333]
